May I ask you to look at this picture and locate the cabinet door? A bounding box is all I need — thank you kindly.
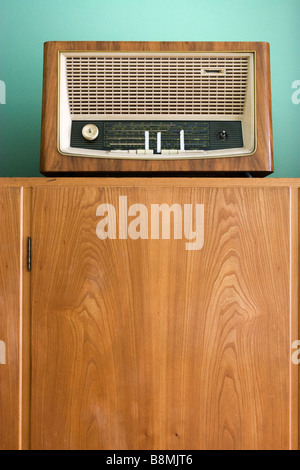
[0,188,22,450]
[30,184,298,450]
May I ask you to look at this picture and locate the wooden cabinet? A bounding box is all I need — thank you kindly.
[0,178,299,450]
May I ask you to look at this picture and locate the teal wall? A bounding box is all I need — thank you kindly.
[0,0,299,177]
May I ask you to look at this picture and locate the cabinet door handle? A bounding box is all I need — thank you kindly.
[0,340,6,364]
[27,237,31,272]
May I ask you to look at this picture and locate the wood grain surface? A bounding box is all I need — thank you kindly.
[40,41,273,175]
[30,184,296,450]
[0,177,299,188]
[0,188,22,450]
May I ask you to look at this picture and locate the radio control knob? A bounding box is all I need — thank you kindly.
[82,124,99,141]
[218,130,228,141]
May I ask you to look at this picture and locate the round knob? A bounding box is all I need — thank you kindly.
[82,124,99,141]
[218,130,228,141]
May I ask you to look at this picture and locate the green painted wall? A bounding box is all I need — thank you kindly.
[0,0,299,177]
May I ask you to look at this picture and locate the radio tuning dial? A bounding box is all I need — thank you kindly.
[82,124,99,141]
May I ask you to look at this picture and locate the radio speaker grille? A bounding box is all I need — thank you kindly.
[65,55,249,116]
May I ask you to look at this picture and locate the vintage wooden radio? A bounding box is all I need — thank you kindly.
[40,41,273,176]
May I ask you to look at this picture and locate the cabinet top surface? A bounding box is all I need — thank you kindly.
[0,178,300,188]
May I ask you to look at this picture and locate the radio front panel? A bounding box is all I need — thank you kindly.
[59,51,254,160]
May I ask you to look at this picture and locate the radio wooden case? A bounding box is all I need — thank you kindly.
[40,41,273,176]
